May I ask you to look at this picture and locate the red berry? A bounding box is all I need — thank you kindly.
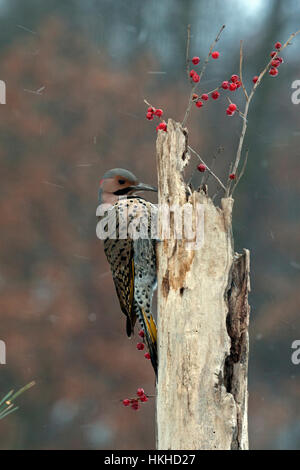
[221,81,229,89]
[195,100,203,108]
[271,58,281,67]
[137,342,145,350]
[269,67,278,76]
[144,352,151,360]
[270,51,277,58]
[192,93,198,100]
[201,93,209,101]
[229,173,236,180]
[146,112,154,120]
[123,399,131,407]
[275,42,282,49]
[154,108,163,117]
[226,109,234,116]
[192,56,200,65]
[156,122,167,132]
[140,395,148,403]
[211,91,220,100]
[147,107,154,113]
[137,388,145,397]
[189,69,196,77]
[211,51,219,59]
[197,163,206,172]
[229,83,237,91]
[277,57,283,64]
[192,73,200,83]
[228,103,237,112]
[236,81,242,89]
[131,400,139,411]
[231,74,239,83]
[252,76,258,84]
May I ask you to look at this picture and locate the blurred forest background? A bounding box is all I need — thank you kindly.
[0,0,299,450]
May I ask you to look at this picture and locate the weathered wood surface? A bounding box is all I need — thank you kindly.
[155,119,250,450]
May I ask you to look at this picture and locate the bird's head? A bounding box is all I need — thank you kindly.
[98,168,157,205]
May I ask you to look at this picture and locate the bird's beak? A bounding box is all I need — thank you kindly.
[130,182,157,192]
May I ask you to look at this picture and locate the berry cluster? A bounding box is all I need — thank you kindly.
[123,388,149,411]
[136,330,151,360]
[189,50,220,84]
[146,106,167,132]
[253,41,283,83]
[190,37,289,185]
[226,102,237,117]
[268,42,283,77]
[146,106,163,120]
[190,69,200,83]
[193,40,284,118]
[222,74,242,91]
[192,73,241,116]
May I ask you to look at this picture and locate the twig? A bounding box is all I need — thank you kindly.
[204,85,221,96]
[188,145,226,192]
[228,29,300,196]
[226,96,247,121]
[182,25,226,127]
[203,146,224,186]
[186,24,191,82]
[239,41,248,101]
[144,99,152,108]
[231,149,249,195]
[225,161,233,196]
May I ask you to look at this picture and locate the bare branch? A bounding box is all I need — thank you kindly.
[144,98,152,108]
[203,146,224,186]
[231,149,249,196]
[188,145,226,192]
[186,24,191,82]
[182,25,226,127]
[226,96,247,121]
[231,29,300,183]
[239,40,248,101]
[198,24,226,83]
[225,161,234,197]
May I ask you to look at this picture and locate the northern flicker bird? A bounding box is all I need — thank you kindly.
[97,168,158,375]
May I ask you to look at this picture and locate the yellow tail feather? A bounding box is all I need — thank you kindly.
[141,309,157,344]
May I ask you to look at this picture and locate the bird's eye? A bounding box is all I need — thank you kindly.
[118,179,126,185]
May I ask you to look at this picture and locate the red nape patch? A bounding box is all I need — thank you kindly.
[99,179,104,186]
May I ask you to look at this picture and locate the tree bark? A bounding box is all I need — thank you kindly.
[155,119,250,450]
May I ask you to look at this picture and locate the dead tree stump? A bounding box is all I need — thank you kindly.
[155,119,250,450]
